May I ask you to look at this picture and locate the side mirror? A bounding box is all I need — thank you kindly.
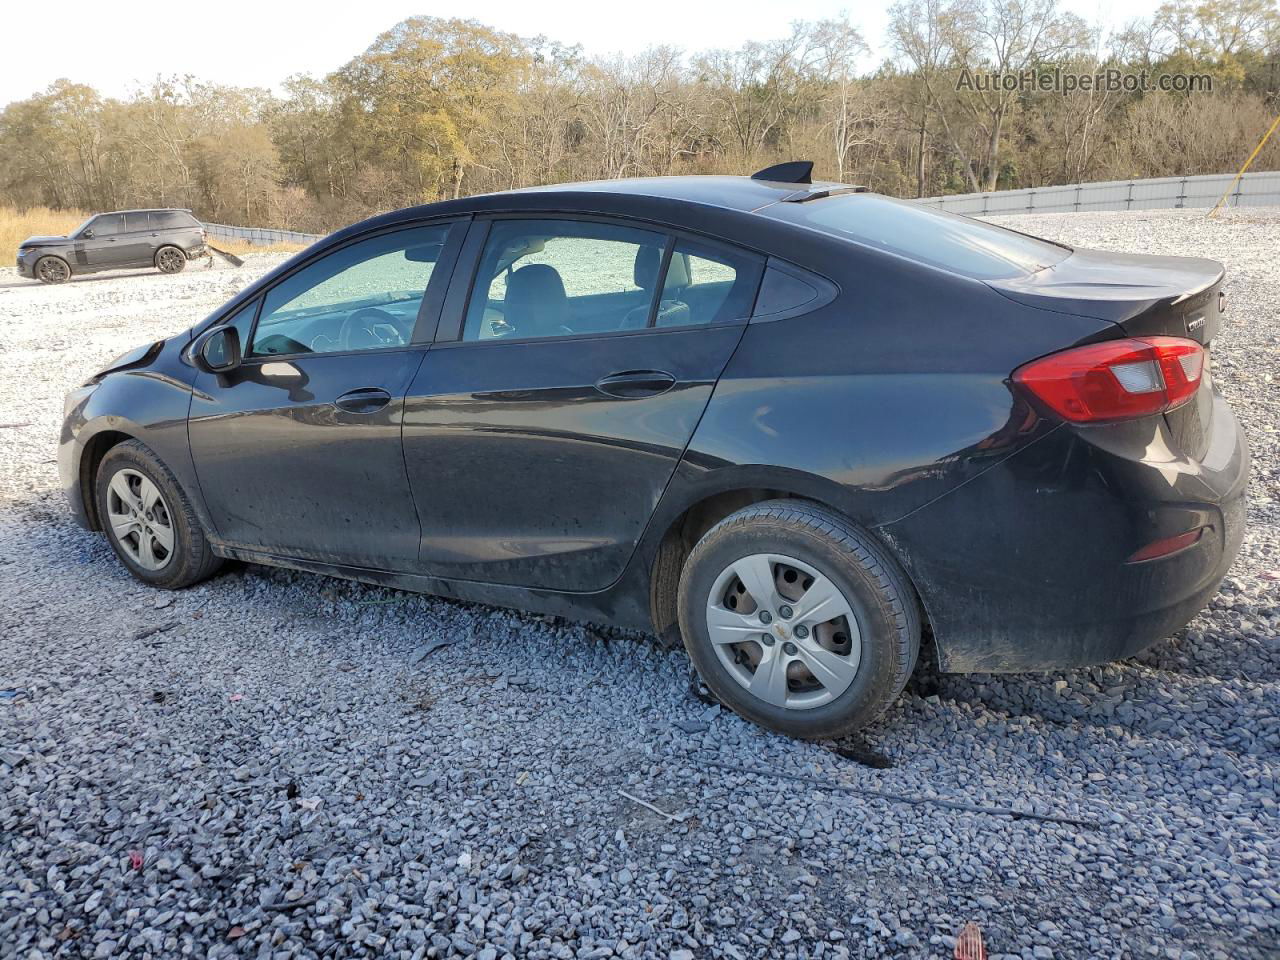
[192,326,242,374]
[81,229,94,239]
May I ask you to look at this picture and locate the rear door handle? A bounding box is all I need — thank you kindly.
[594,370,677,399]
[334,387,392,414]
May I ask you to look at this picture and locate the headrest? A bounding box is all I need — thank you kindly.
[665,251,691,289]
[505,264,567,335]
[633,245,661,289]
[634,246,692,290]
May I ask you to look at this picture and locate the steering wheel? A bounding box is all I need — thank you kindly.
[339,307,404,351]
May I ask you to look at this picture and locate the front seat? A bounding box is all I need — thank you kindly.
[505,264,569,338]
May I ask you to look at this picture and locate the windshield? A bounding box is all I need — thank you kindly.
[771,193,1070,280]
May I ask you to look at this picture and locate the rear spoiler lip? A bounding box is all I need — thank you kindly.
[984,247,1225,327]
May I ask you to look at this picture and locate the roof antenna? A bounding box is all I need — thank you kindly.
[751,161,814,184]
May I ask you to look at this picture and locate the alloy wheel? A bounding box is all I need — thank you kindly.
[157,248,184,273]
[37,258,69,283]
[705,553,862,710]
[105,469,175,570]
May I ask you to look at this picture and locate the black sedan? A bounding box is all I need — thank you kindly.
[59,163,1249,739]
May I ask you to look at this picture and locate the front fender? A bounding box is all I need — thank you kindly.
[59,339,206,533]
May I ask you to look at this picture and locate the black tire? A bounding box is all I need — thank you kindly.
[34,255,71,284]
[155,246,187,275]
[677,500,920,739]
[95,439,222,589]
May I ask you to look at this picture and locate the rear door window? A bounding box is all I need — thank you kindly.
[122,212,151,233]
[461,220,666,341]
[656,239,761,327]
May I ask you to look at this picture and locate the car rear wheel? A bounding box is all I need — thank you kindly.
[155,246,186,274]
[677,500,919,739]
[35,255,71,284]
[96,440,222,589]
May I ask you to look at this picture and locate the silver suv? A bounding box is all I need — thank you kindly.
[16,209,207,284]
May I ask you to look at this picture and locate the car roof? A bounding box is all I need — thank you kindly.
[95,208,194,216]
[344,175,871,248]
[506,175,819,212]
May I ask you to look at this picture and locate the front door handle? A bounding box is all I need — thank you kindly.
[594,370,677,399]
[334,387,392,414]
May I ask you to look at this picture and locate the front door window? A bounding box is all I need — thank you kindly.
[250,225,451,357]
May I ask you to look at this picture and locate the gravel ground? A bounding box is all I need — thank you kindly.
[0,209,1277,960]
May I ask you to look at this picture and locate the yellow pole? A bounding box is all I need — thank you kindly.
[1208,110,1280,217]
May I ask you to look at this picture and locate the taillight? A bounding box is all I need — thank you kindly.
[1012,336,1204,423]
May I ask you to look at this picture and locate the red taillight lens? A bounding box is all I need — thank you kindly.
[1127,527,1205,563]
[1012,336,1204,423]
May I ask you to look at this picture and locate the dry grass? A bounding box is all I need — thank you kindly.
[207,237,309,257]
[0,206,308,264]
[0,206,89,262]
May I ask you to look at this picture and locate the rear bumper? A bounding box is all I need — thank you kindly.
[880,393,1249,672]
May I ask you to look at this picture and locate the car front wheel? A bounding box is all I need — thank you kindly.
[35,255,71,284]
[677,500,920,739]
[95,439,222,589]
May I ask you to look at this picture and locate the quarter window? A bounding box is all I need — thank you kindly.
[151,211,196,230]
[462,220,666,342]
[248,225,451,357]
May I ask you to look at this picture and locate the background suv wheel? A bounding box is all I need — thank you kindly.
[155,246,187,274]
[35,255,71,284]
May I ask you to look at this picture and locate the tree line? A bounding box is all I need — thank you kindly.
[1,0,1277,233]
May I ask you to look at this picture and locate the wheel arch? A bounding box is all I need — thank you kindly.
[644,474,927,649]
[79,429,136,530]
[35,252,73,279]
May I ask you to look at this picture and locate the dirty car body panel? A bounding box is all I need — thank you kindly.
[59,176,1249,673]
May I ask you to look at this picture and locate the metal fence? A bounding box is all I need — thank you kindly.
[917,170,1280,216]
[203,171,1280,243]
[203,222,322,247]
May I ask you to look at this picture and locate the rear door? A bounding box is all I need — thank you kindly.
[402,217,763,591]
[117,212,156,266]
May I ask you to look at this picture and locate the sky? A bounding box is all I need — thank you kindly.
[0,0,1160,107]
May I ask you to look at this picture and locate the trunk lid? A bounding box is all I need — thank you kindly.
[988,247,1227,460]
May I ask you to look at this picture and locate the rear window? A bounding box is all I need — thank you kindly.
[151,211,197,230]
[773,194,1069,280]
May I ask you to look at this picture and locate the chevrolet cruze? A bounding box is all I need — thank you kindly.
[59,163,1249,738]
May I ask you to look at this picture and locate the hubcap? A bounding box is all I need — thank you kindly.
[705,553,862,711]
[105,469,175,571]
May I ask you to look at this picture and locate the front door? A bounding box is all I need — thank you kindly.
[80,213,128,269]
[403,217,763,591]
[188,221,460,569]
